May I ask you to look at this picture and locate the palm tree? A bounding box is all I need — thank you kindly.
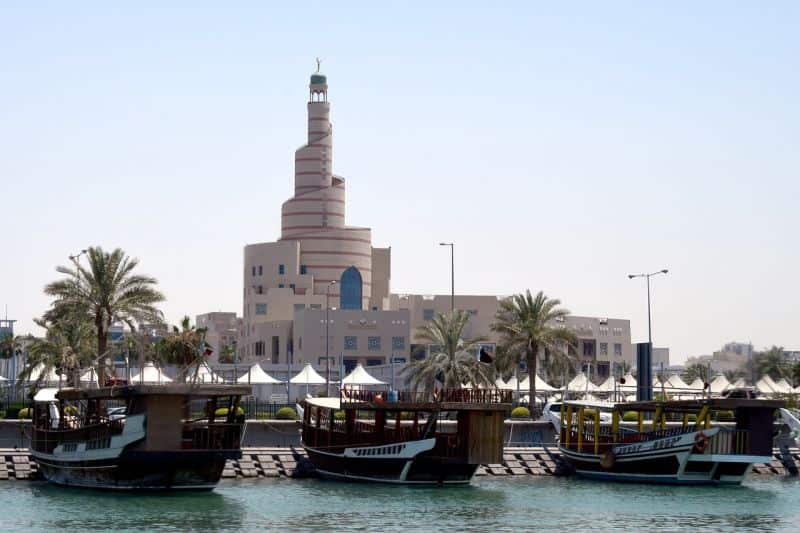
[19,317,96,387]
[682,363,710,384]
[491,290,577,414]
[155,316,210,382]
[755,346,788,380]
[43,246,165,384]
[402,311,493,393]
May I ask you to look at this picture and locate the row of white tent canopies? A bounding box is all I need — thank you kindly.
[4,362,387,387]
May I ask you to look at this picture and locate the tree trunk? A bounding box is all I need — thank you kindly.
[528,347,538,418]
[97,325,108,387]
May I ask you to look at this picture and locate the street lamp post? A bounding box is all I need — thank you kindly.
[439,242,454,312]
[628,269,669,355]
[325,280,337,396]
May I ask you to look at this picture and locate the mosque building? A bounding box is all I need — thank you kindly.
[201,68,633,378]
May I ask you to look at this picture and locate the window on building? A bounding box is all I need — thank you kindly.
[300,264,307,275]
[258,265,263,276]
[294,303,305,311]
[256,285,263,295]
[599,326,609,336]
[310,304,321,310]
[423,309,434,321]
[339,266,363,310]
[392,336,405,351]
[254,341,265,356]
[582,341,595,357]
[368,336,381,351]
[255,304,267,315]
[278,284,284,288]
[599,342,608,356]
[279,264,285,275]
[344,336,358,350]
[289,283,296,292]
[251,266,256,276]
[366,358,383,367]
[614,343,623,356]
[271,336,280,363]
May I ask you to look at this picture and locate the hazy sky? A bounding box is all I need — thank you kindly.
[2,2,798,363]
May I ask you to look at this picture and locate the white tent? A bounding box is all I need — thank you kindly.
[494,378,512,390]
[665,374,690,390]
[708,375,730,395]
[567,372,598,392]
[290,364,326,385]
[755,376,777,395]
[622,373,637,388]
[341,364,385,386]
[27,364,64,384]
[237,363,282,384]
[80,368,97,383]
[535,374,559,392]
[597,376,616,392]
[775,378,793,394]
[194,363,223,383]
[730,378,747,389]
[689,378,705,391]
[505,376,520,391]
[130,362,172,384]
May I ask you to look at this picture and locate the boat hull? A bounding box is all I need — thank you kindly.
[33,450,240,491]
[559,430,766,486]
[304,442,478,485]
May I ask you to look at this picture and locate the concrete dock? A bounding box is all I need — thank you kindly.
[2,446,798,481]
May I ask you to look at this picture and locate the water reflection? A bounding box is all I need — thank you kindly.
[0,477,798,532]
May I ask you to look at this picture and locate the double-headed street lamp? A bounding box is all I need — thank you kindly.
[439,242,454,312]
[325,280,337,396]
[628,269,669,353]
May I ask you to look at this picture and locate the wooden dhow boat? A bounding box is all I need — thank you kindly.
[558,398,782,485]
[31,383,251,490]
[301,388,512,484]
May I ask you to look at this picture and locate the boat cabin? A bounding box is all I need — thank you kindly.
[560,398,782,458]
[303,389,512,466]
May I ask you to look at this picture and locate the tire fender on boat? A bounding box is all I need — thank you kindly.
[600,450,616,470]
[694,432,709,453]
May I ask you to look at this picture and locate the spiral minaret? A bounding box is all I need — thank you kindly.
[279,72,372,308]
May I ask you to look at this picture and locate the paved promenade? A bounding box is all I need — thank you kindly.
[1,446,798,481]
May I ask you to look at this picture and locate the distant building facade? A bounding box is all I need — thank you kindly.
[201,69,635,378]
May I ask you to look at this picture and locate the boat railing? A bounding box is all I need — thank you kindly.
[182,421,243,450]
[705,428,750,455]
[342,388,513,405]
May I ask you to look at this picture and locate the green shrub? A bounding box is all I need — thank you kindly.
[582,408,598,420]
[510,406,530,418]
[214,407,245,417]
[17,408,32,419]
[622,411,639,422]
[400,411,416,420]
[715,410,735,421]
[275,407,298,420]
[686,414,697,423]
[255,412,273,420]
[334,410,346,421]
[64,406,78,416]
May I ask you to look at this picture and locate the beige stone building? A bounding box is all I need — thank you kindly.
[203,68,634,378]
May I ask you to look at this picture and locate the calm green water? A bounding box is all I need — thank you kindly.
[0,477,798,532]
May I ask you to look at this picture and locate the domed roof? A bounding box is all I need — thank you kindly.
[310,73,327,85]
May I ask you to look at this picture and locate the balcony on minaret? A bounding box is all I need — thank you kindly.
[309,73,327,102]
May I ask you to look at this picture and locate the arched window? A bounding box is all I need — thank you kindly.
[339,266,362,310]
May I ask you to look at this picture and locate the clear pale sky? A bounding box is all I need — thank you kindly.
[2,2,798,363]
